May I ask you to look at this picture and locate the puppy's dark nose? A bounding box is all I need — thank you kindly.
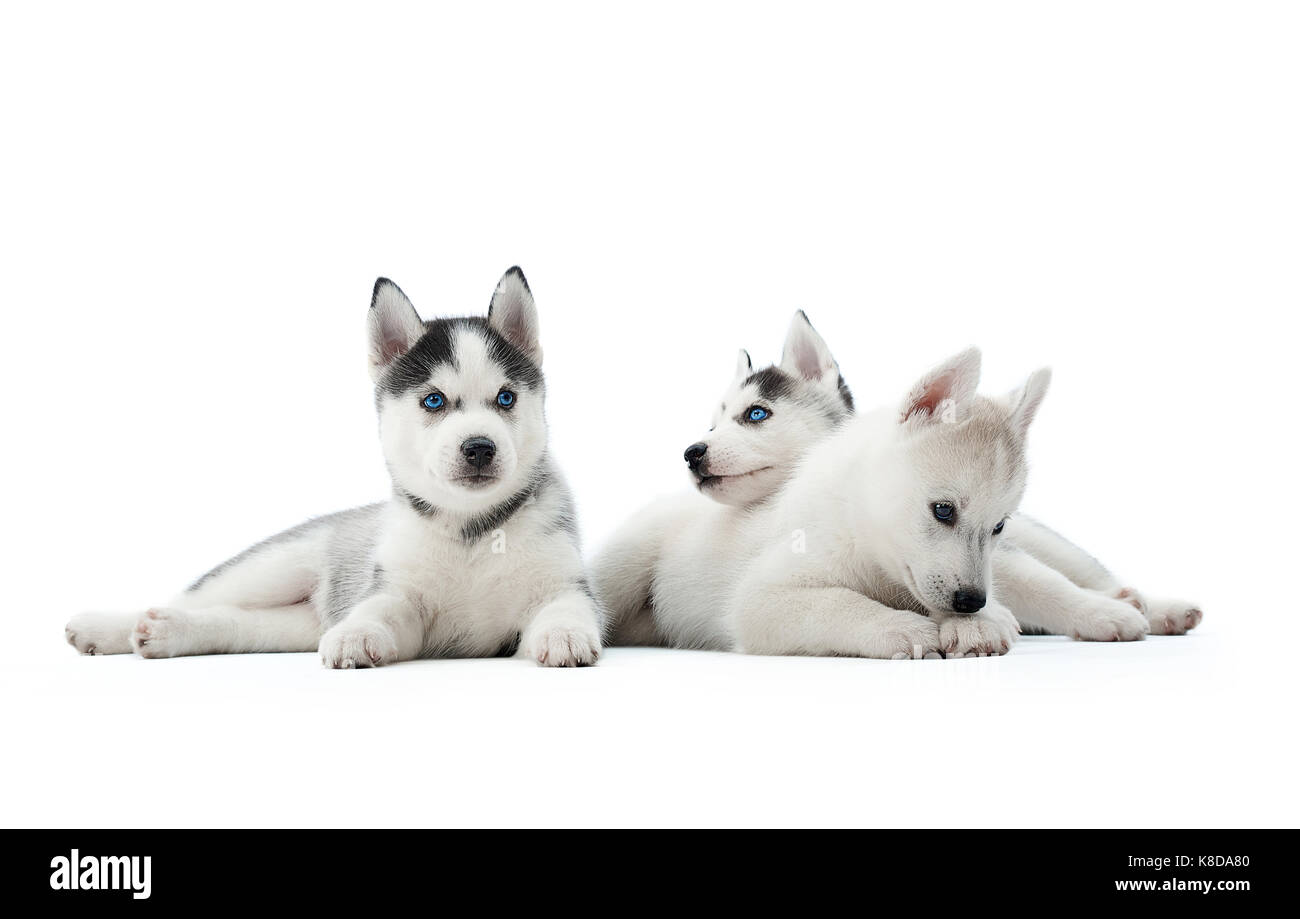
[952,590,986,614]
[684,443,708,471]
[461,437,496,469]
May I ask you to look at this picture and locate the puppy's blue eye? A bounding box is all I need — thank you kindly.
[993,519,1006,535]
[932,502,955,523]
[497,390,515,408]
[747,406,769,422]
[422,393,445,411]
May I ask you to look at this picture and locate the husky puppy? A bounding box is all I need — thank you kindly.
[592,312,853,647]
[66,268,604,668]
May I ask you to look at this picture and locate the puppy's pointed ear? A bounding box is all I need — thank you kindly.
[1005,367,1052,437]
[780,310,840,393]
[780,310,842,397]
[368,278,425,381]
[733,348,753,380]
[899,347,982,425]
[488,266,542,365]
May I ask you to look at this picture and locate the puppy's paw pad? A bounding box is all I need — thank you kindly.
[131,608,189,658]
[319,623,396,669]
[530,627,600,667]
[1145,598,1203,635]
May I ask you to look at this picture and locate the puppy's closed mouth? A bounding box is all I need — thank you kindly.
[451,473,500,490]
[696,466,774,487]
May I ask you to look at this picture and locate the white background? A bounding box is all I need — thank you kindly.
[1,2,1296,827]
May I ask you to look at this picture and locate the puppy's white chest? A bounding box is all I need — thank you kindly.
[381,524,533,645]
[393,526,518,595]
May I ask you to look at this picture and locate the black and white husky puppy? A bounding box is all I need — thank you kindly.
[66,268,604,668]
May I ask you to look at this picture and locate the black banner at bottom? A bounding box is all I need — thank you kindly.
[7,829,1278,908]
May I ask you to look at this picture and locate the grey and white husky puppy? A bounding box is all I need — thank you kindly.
[594,318,1201,657]
[66,268,604,668]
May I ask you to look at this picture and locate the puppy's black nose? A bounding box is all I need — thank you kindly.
[461,437,496,469]
[952,590,987,614]
[684,443,708,471]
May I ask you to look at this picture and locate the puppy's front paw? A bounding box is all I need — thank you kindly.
[319,622,398,669]
[1068,597,1149,642]
[940,604,1018,658]
[525,625,601,667]
[521,594,603,667]
[876,612,941,660]
[1144,596,1203,635]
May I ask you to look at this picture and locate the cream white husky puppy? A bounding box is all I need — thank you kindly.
[66,268,604,668]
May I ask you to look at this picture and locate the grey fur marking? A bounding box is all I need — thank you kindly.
[461,479,540,542]
[396,487,438,518]
[186,505,381,593]
[317,504,388,625]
